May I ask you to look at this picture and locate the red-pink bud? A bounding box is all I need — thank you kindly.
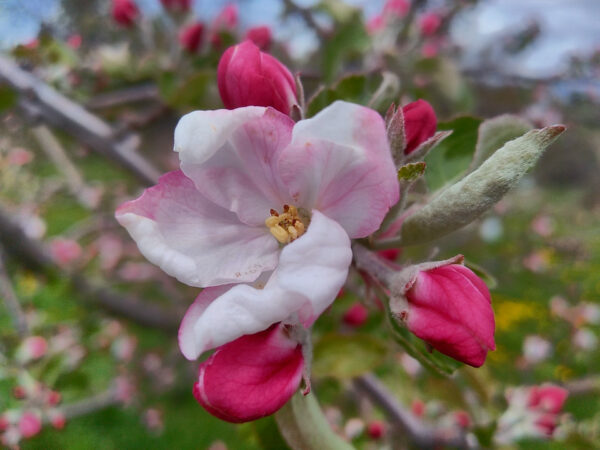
[217,40,298,115]
[49,238,82,267]
[160,0,191,12]
[245,26,272,51]
[366,15,385,35]
[66,34,82,50]
[21,335,48,360]
[366,420,386,439]
[47,390,62,406]
[213,4,238,30]
[49,411,66,430]
[383,0,409,18]
[402,99,437,154]
[18,412,41,438]
[179,22,204,53]
[411,399,425,417]
[193,324,303,423]
[397,263,495,367]
[0,414,8,431]
[343,302,369,327]
[378,248,401,261]
[454,410,471,428]
[419,12,442,37]
[527,385,568,415]
[111,0,139,27]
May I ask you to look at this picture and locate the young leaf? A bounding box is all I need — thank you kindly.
[470,114,532,172]
[399,125,566,246]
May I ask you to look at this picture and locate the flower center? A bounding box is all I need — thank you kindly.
[265,204,308,244]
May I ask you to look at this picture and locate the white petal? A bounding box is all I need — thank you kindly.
[280,101,399,238]
[116,171,279,287]
[183,211,352,358]
[174,107,294,226]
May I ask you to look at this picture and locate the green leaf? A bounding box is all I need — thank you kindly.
[470,114,532,171]
[424,116,482,191]
[162,70,218,111]
[306,73,384,118]
[0,84,17,112]
[398,162,426,183]
[389,315,462,377]
[312,333,387,379]
[321,10,370,82]
[400,125,566,246]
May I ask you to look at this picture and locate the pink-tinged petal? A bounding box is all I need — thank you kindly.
[179,285,232,360]
[182,211,351,358]
[175,107,294,226]
[281,101,399,238]
[405,264,495,367]
[193,324,303,423]
[116,171,278,287]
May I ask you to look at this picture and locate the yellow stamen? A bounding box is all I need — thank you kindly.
[265,204,308,244]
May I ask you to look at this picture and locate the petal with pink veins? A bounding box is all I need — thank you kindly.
[175,107,294,226]
[116,171,278,287]
[193,323,303,423]
[281,101,399,238]
[179,210,352,359]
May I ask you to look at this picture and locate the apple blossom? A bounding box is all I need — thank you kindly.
[18,412,41,439]
[245,26,272,51]
[390,257,495,367]
[212,4,238,30]
[217,41,298,115]
[111,0,139,27]
[497,384,568,443]
[179,22,204,53]
[116,100,399,420]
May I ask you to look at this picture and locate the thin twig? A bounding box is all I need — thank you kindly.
[0,248,29,337]
[59,387,119,421]
[354,374,473,449]
[0,204,181,331]
[31,125,95,209]
[282,0,328,40]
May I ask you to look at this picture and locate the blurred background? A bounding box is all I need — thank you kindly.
[0,0,599,448]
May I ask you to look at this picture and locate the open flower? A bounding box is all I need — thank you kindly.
[116,101,399,419]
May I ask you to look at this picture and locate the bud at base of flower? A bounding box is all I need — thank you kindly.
[179,22,204,53]
[391,259,495,367]
[245,26,272,51]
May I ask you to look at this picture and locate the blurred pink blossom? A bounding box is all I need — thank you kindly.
[49,238,82,266]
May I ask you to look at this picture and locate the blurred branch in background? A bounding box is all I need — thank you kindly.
[0,248,29,337]
[0,55,159,186]
[0,204,181,331]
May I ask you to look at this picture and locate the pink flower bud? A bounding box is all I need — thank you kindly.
[366,420,386,439]
[49,410,66,430]
[393,260,495,367]
[213,4,238,30]
[343,302,369,327]
[402,99,437,154]
[21,336,48,360]
[383,0,409,18]
[454,410,471,428]
[411,399,425,417]
[217,41,298,115]
[366,15,385,35]
[160,0,191,12]
[49,238,82,267]
[0,414,9,431]
[18,411,41,439]
[378,248,401,261]
[419,12,442,37]
[193,324,303,423]
[46,390,62,406]
[245,26,272,51]
[179,22,204,53]
[66,34,82,50]
[111,0,139,27]
[7,148,33,166]
[527,385,568,415]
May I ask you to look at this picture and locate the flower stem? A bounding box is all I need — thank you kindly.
[274,392,354,450]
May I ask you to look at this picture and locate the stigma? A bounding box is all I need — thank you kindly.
[265,204,307,244]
